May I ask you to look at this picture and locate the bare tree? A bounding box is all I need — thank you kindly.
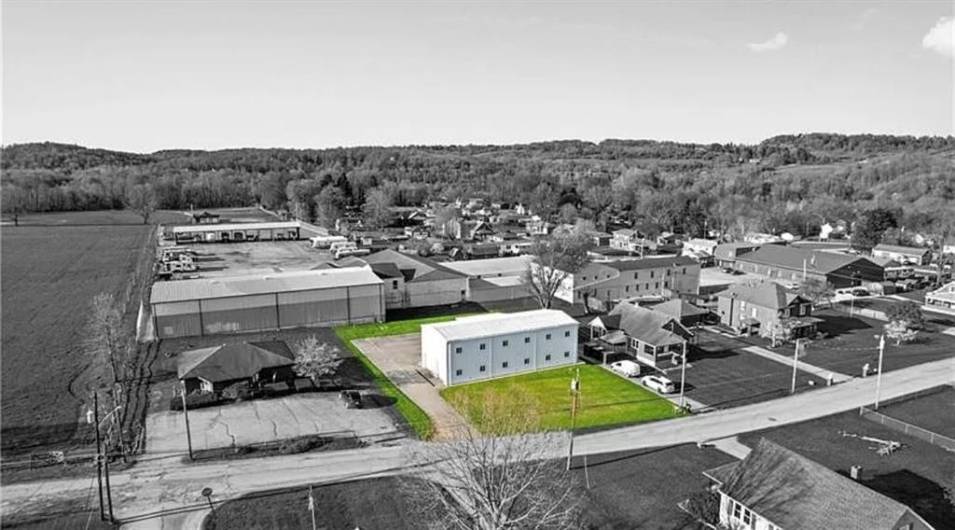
[797,277,835,309]
[2,185,30,226]
[363,186,394,229]
[525,230,592,309]
[88,292,126,384]
[293,336,343,380]
[124,183,158,224]
[408,391,581,530]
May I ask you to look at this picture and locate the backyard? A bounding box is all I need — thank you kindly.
[441,364,681,432]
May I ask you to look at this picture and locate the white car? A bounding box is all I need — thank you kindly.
[610,360,641,378]
[641,375,676,394]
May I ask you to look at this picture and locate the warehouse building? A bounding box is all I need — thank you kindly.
[443,255,534,303]
[151,267,384,338]
[362,249,469,309]
[170,221,303,243]
[731,245,884,288]
[421,309,578,386]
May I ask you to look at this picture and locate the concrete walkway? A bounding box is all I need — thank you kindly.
[709,436,752,459]
[353,334,474,440]
[742,344,853,383]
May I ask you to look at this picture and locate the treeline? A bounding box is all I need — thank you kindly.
[2,135,953,240]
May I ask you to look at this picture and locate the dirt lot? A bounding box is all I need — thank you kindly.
[190,240,334,277]
[738,405,955,530]
[0,210,183,456]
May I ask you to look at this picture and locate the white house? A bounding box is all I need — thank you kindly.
[926,281,955,311]
[420,310,579,386]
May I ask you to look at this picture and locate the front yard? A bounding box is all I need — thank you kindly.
[441,365,681,432]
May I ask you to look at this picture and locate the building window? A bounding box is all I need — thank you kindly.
[625,285,630,292]
[546,333,551,340]
[545,354,552,361]
[564,351,570,358]
[502,361,509,368]
[455,369,462,376]
[644,344,654,355]
[524,337,531,343]
[455,347,462,354]
[502,340,509,347]
[564,330,570,337]
[392,280,399,290]
[645,283,649,290]
[682,268,686,274]
[479,343,486,350]
[479,365,486,372]
[634,272,639,279]
[655,282,659,289]
[751,307,757,317]
[650,270,654,278]
[524,358,530,365]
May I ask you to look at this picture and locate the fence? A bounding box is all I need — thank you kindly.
[859,407,955,452]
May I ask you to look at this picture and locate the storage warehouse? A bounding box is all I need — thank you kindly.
[151,267,384,338]
[362,249,469,309]
[421,309,579,386]
[171,221,303,243]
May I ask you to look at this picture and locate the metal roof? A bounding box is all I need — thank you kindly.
[424,309,577,342]
[600,256,698,271]
[171,221,301,234]
[151,266,382,304]
[442,255,533,277]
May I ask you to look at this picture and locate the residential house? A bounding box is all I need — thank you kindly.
[363,249,469,309]
[733,245,884,289]
[610,229,657,255]
[872,244,932,266]
[525,215,552,236]
[703,438,935,530]
[717,281,820,338]
[681,238,719,261]
[587,301,692,367]
[190,211,221,224]
[468,219,496,240]
[178,341,296,394]
[926,281,955,311]
[553,256,701,310]
[421,310,578,386]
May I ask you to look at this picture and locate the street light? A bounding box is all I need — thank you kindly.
[201,487,215,512]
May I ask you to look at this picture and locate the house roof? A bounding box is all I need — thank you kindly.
[706,439,927,530]
[736,244,877,275]
[423,309,577,342]
[873,244,930,256]
[363,249,467,283]
[598,301,690,346]
[151,267,383,304]
[177,341,294,383]
[442,255,534,278]
[648,299,708,320]
[599,256,697,272]
[718,281,806,310]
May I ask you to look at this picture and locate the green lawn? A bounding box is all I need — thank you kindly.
[441,365,682,432]
[334,314,480,440]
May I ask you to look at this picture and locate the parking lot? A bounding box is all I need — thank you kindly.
[655,330,827,410]
[145,392,402,456]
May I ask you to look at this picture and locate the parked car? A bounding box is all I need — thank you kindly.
[641,375,676,394]
[339,389,363,409]
[610,360,641,378]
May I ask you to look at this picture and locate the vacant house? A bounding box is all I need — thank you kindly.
[704,439,935,530]
[421,310,579,386]
[717,281,820,338]
[872,244,932,266]
[587,301,692,367]
[732,244,884,288]
[363,249,469,309]
[178,341,296,394]
[553,256,701,310]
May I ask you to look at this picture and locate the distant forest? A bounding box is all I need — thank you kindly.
[2,134,954,241]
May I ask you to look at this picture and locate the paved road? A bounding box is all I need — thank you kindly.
[2,357,952,529]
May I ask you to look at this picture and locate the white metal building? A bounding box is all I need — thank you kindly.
[171,221,303,243]
[421,309,579,386]
[151,267,384,338]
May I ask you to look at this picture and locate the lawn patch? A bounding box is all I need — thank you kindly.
[441,365,681,432]
[335,314,479,439]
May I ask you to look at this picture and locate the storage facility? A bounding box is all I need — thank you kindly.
[170,221,303,243]
[150,267,384,338]
[442,255,533,303]
[421,309,579,386]
[363,249,469,309]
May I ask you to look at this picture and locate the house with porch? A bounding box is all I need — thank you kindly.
[586,301,692,368]
[717,281,820,339]
[703,438,935,530]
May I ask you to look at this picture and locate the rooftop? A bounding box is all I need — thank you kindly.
[717,280,805,310]
[171,220,302,233]
[598,256,698,271]
[423,309,578,341]
[442,255,533,277]
[177,341,294,383]
[873,243,931,255]
[363,249,467,283]
[596,301,690,346]
[735,244,877,274]
[151,266,382,304]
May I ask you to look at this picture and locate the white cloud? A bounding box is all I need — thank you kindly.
[747,32,789,53]
[922,16,954,57]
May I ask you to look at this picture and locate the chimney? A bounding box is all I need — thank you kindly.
[850,465,863,481]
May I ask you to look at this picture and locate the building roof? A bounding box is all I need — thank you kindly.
[363,249,467,283]
[596,301,690,346]
[442,255,534,277]
[171,221,301,234]
[177,341,294,383]
[706,439,928,530]
[598,256,698,272]
[151,267,383,304]
[423,309,577,342]
[713,242,763,261]
[873,244,930,255]
[736,244,876,275]
[718,281,806,310]
[647,299,708,320]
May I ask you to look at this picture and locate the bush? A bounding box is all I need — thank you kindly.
[278,438,321,455]
[168,392,223,411]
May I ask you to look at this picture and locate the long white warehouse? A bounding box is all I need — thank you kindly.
[421,309,579,386]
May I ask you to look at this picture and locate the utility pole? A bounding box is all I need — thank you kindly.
[874,334,886,409]
[790,339,804,394]
[92,392,105,522]
[181,380,194,460]
[103,440,114,523]
[308,485,317,530]
[566,368,580,471]
[679,345,688,409]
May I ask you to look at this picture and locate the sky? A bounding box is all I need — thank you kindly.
[2,1,953,153]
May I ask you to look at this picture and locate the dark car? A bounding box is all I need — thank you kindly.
[339,390,362,409]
